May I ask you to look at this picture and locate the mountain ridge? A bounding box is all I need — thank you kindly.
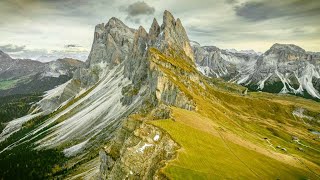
[0,51,85,97]
[0,10,319,180]
[194,42,320,100]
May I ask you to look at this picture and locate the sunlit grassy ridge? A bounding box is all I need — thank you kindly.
[151,111,310,179]
[148,48,320,179]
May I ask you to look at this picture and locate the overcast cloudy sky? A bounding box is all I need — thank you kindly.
[0,0,319,61]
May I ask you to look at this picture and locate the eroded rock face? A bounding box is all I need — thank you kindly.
[148,52,196,110]
[121,10,196,110]
[193,43,320,99]
[97,11,197,179]
[193,45,258,82]
[99,118,179,180]
[157,11,194,62]
[4,10,197,179]
[248,44,320,98]
[88,18,135,68]
[149,18,161,45]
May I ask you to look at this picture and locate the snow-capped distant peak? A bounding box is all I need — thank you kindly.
[225,49,261,55]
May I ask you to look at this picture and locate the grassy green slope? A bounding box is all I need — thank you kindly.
[151,109,314,179]
[147,47,320,179]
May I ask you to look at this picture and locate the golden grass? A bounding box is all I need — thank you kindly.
[148,48,320,179]
[150,109,314,179]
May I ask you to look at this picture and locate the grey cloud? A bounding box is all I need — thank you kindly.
[0,44,26,52]
[123,1,155,17]
[120,1,155,24]
[225,0,238,4]
[235,0,320,21]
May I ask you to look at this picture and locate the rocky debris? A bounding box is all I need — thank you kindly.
[99,118,179,180]
[297,147,304,151]
[150,104,172,120]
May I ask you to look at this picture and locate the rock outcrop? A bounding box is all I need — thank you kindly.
[0,10,197,179]
[99,117,178,179]
[193,43,320,100]
[248,44,320,98]
[193,45,258,83]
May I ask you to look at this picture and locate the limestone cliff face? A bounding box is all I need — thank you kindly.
[98,11,198,179]
[121,10,196,110]
[157,11,194,62]
[5,10,198,179]
[36,17,137,112]
[88,18,135,68]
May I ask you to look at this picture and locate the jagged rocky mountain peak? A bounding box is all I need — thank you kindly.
[162,10,175,28]
[149,18,161,43]
[157,10,194,61]
[87,16,136,68]
[265,43,307,60]
[161,10,184,31]
[131,25,149,57]
[137,25,147,35]
[270,43,306,53]
[149,18,160,33]
[106,17,127,28]
[193,40,320,99]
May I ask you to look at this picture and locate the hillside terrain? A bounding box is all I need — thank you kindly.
[0,51,84,132]
[0,11,319,180]
[0,51,84,97]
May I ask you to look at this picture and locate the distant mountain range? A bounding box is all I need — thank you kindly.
[193,42,320,100]
[0,50,84,97]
